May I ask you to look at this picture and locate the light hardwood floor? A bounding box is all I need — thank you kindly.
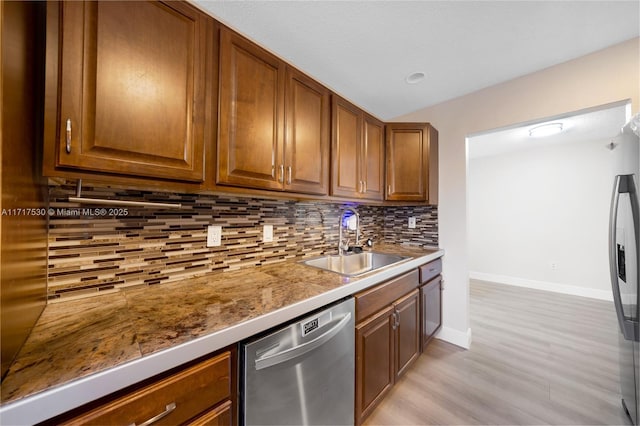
[363,279,630,425]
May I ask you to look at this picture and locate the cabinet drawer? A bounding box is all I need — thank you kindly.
[355,270,419,323]
[189,400,233,426]
[419,258,442,284]
[63,351,231,426]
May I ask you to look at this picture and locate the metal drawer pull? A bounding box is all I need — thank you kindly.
[287,166,292,185]
[279,164,284,183]
[65,119,72,153]
[130,402,176,426]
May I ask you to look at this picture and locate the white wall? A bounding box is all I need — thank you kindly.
[394,37,639,349]
[468,137,616,300]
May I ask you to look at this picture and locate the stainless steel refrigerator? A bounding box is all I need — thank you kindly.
[610,113,640,426]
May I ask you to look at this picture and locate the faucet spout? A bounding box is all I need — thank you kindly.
[339,207,360,256]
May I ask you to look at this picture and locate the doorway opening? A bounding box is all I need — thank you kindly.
[467,100,630,299]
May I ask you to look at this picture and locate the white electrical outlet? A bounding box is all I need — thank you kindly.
[263,224,273,243]
[207,225,222,247]
[550,261,558,270]
[408,217,416,229]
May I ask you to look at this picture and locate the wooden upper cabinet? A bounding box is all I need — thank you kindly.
[44,1,211,182]
[332,97,361,198]
[218,27,329,195]
[385,123,438,203]
[217,27,284,191]
[362,115,385,200]
[284,67,330,194]
[331,96,384,200]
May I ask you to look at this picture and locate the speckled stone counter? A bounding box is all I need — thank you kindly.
[0,245,443,425]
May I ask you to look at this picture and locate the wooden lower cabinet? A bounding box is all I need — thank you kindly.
[420,275,443,350]
[51,347,237,426]
[190,400,233,426]
[418,258,443,351]
[354,273,420,425]
[394,290,420,379]
[355,305,395,423]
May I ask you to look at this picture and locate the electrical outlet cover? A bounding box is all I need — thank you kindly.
[408,217,416,229]
[207,225,222,247]
[263,224,273,243]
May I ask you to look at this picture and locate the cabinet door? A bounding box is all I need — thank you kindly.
[355,305,395,425]
[427,126,439,205]
[361,114,385,201]
[386,123,431,201]
[331,96,362,198]
[284,67,330,195]
[394,289,420,379]
[218,27,285,191]
[421,276,442,350]
[53,1,208,182]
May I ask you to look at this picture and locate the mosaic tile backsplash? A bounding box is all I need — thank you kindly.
[47,184,438,301]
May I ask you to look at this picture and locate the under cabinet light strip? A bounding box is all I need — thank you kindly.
[67,197,182,209]
[67,179,182,208]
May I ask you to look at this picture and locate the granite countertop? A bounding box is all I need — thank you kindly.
[0,245,443,425]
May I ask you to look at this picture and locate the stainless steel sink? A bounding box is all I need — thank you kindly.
[301,252,410,277]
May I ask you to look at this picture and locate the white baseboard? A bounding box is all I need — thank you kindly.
[435,326,472,349]
[469,271,613,301]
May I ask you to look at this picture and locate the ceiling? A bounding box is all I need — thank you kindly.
[194,1,639,121]
[467,102,629,159]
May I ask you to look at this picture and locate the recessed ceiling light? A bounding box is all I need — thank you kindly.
[406,71,426,84]
[529,122,564,137]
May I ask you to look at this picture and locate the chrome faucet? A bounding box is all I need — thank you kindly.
[338,207,360,255]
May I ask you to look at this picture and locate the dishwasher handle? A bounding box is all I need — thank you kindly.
[255,312,352,370]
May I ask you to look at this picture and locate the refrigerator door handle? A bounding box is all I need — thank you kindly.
[609,174,640,340]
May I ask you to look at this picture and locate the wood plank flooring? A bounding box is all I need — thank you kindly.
[363,279,630,425]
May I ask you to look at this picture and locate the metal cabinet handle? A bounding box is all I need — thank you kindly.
[363,181,367,193]
[65,119,72,153]
[391,311,399,330]
[129,402,176,426]
[271,164,276,179]
[287,166,292,185]
[279,165,284,183]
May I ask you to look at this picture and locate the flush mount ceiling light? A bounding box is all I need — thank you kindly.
[529,122,564,137]
[405,71,426,84]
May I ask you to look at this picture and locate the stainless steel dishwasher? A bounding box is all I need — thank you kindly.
[242,297,355,426]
